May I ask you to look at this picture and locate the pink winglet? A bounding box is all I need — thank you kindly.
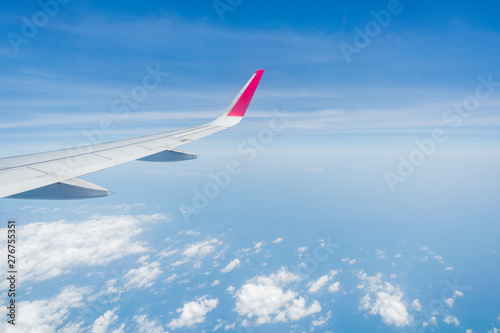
[227,69,265,117]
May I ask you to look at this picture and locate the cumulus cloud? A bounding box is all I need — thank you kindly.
[134,314,166,333]
[0,214,166,284]
[91,309,119,333]
[308,275,329,294]
[254,241,265,249]
[411,299,422,311]
[183,238,221,258]
[376,249,386,259]
[357,270,411,327]
[443,315,460,326]
[423,316,437,327]
[297,246,308,253]
[272,237,284,243]
[0,285,91,333]
[168,296,219,329]
[224,323,236,330]
[124,261,163,289]
[89,261,163,304]
[308,270,339,294]
[234,267,321,325]
[311,310,332,328]
[221,259,241,273]
[341,257,356,265]
[434,255,444,263]
[184,230,201,236]
[164,274,178,284]
[444,297,455,308]
[328,282,340,293]
[169,238,223,269]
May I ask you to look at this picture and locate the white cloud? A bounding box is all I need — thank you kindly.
[164,274,178,284]
[328,282,340,293]
[308,270,339,294]
[443,315,460,326]
[357,270,411,327]
[0,285,91,333]
[0,214,166,284]
[226,286,235,294]
[311,310,332,328]
[297,246,308,253]
[157,248,179,258]
[124,261,163,289]
[466,329,473,333]
[134,314,165,333]
[444,297,454,308]
[272,237,284,243]
[411,299,422,311]
[423,316,437,327]
[111,324,125,333]
[455,290,464,297]
[376,249,386,259]
[308,275,330,294]
[168,296,219,329]
[254,241,265,249]
[212,319,224,331]
[211,280,220,286]
[221,259,241,273]
[341,257,356,265]
[446,266,453,270]
[488,328,499,333]
[394,253,402,258]
[183,238,221,258]
[168,238,224,269]
[224,323,236,330]
[234,267,321,325]
[88,261,162,303]
[91,309,119,333]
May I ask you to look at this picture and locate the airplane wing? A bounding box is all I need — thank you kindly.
[0,69,265,200]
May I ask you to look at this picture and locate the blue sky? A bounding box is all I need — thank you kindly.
[1,1,500,332]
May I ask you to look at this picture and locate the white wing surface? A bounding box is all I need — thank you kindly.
[0,69,265,199]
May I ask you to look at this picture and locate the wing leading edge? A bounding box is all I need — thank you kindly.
[0,69,265,200]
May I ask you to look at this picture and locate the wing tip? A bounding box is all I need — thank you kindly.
[226,69,265,117]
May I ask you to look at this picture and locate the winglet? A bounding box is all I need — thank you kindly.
[224,69,265,117]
